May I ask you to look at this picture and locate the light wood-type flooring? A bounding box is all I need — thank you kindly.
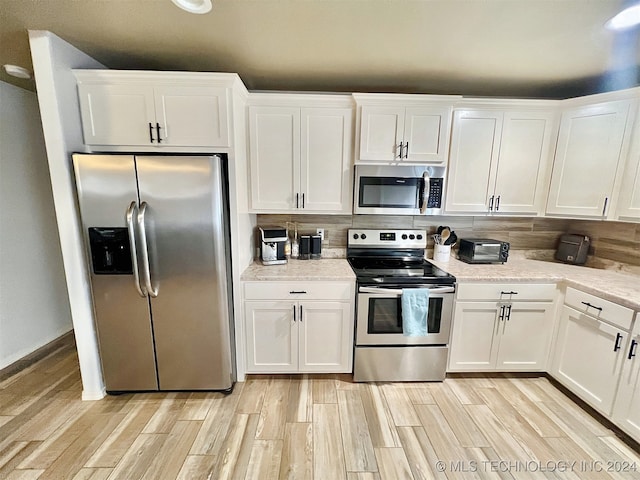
[1,340,639,480]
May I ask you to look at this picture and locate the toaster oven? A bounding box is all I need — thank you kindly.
[457,238,510,264]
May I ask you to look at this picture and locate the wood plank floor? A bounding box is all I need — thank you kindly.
[1,341,639,479]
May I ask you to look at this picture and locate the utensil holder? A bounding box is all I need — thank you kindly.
[433,244,451,262]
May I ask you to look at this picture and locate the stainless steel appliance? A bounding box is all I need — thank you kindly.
[555,234,590,265]
[353,165,446,215]
[73,154,235,392]
[457,238,510,264]
[260,227,288,265]
[348,229,456,381]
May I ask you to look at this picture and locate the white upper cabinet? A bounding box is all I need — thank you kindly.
[615,102,640,222]
[354,94,460,164]
[248,95,353,214]
[445,104,557,215]
[75,71,236,148]
[546,98,634,218]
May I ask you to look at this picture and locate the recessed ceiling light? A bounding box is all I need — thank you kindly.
[605,2,640,30]
[171,0,212,14]
[3,64,32,79]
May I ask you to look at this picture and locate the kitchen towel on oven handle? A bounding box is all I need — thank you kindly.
[401,288,430,336]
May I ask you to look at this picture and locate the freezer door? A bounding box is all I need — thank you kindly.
[136,155,234,390]
[72,154,158,391]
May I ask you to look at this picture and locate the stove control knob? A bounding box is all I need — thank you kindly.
[417,234,423,240]
[361,233,367,240]
[401,234,408,240]
[353,234,359,240]
[409,234,415,240]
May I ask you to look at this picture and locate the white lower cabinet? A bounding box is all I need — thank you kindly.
[551,287,638,443]
[448,283,556,372]
[243,281,354,373]
[611,313,640,441]
[552,304,628,416]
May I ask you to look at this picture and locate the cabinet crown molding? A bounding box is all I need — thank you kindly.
[353,92,463,105]
[248,92,354,108]
[73,69,248,93]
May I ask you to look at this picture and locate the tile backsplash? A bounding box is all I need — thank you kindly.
[256,215,640,266]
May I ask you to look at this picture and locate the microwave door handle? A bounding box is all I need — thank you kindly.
[358,286,455,295]
[419,172,430,214]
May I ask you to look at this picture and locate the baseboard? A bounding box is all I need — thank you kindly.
[0,330,75,382]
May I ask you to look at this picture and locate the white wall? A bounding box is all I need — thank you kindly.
[28,31,107,400]
[0,81,73,368]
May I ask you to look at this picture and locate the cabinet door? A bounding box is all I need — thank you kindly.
[551,305,628,416]
[492,111,557,214]
[546,100,631,217]
[244,301,297,373]
[445,110,502,213]
[300,108,353,213]
[358,106,404,161]
[496,302,554,371]
[448,302,500,371]
[298,301,353,372]
[78,83,156,146]
[616,106,640,221]
[249,106,300,211]
[612,318,640,442]
[154,86,229,147]
[403,106,452,163]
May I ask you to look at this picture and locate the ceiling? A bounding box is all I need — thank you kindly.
[1,0,640,98]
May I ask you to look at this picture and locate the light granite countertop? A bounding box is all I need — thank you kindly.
[430,251,640,311]
[240,252,640,311]
[241,258,355,282]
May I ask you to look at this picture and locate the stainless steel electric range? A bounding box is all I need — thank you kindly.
[347,229,456,382]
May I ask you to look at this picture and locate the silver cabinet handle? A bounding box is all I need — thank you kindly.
[126,201,146,298]
[602,197,609,216]
[404,141,409,159]
[293,304,296,322]
[300,304,303,322]
[489,195,495,211]
[137,202,158,298]
[495,195,501,211]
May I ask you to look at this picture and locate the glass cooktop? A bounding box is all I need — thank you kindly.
[347,257,456,285]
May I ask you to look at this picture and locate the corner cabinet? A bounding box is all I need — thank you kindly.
[546,98,635,218]
[248,95,354,214]
[612,313,640,441]
[74,71,236,148]
[551,287,635,418]
[243,281,355,373]
[615,102,640,222]
[353,93,460,164]
[448,283,557,372]
[445,104,558,215]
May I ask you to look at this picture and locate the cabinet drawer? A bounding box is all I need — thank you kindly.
[456,283,557,302]
[244,281,353,301]
[564,287,634,331]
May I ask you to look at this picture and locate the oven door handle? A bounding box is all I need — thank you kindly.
[358,286,455,295]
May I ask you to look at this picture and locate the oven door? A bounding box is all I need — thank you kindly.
[356,285,454,345]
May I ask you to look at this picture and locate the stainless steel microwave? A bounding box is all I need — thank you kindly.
[353,165,446,215]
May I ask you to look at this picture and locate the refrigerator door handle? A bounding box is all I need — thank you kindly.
[126,201,147,297]
[138,202,158,298]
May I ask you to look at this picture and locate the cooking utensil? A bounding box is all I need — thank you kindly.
[445,232,457,246]
[440,227,451,244]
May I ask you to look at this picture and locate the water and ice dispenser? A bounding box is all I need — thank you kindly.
[88,228,133,274]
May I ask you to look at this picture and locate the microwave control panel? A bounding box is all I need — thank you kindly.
[427,178,443,208]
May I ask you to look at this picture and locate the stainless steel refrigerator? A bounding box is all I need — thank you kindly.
[73,154,235,392]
